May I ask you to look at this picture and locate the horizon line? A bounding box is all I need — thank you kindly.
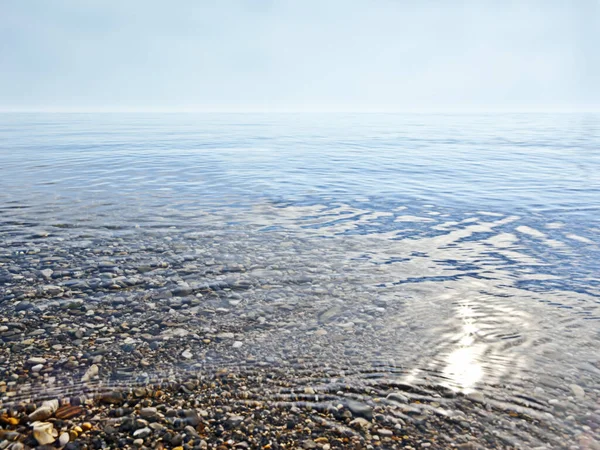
[1,107,600,114]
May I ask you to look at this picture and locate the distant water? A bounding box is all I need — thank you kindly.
[1,113,600,447]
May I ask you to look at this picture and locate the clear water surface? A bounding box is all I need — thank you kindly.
[1,113,599,448]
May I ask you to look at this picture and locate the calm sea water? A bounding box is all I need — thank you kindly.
[1,113,600,447]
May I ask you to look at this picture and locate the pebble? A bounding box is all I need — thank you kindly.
[81,364,99,382]
[570,384,585,399]
[232,340,243,348]
[27,357,47,365]
[59,432,70,446]
[181,349,193,359]
[345,400,373,420]
[133,427,151,438]
[216,332,235,340]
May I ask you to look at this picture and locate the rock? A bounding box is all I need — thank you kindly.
[226,415,244,428]
[31,421,58,445]
[386,392,409,403]
[29,407,53,422]
[140,407,158,419]
[302,439,317,449]
[216,332,235,340]
[81,364,99,382]
[319,305,342,323]
[349,417,372,429]
[467,391,485,402]
[59,432,70,446]
[314,329,327,336]
[31,364,44,372]
[43,285,63,296]
[55,405,84,420]
[570,384,585,399]
[133,427,151,438]
[40,269,54,279]
[99,391,123,405]
[181,350,192,359]
[182,410,201,426]
[133,438,144,447]
[27,357,47,365]
[232,341,243,349]
[15,301,33,311]
[377,428,393,436]
[345,400,373,419]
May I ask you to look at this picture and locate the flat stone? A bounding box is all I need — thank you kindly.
[570,384,585,399]
[216,332,235,340]
[99,391,124,405]
[15,301,34,311]
[133,427,151,438]
[27,357,47,365]
[81,364,99,382]
[140,407,158,419]
[349,417,372,429]
[29,406,54,422]
[345,400,373,420]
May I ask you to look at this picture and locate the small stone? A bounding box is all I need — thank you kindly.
[32,421,58,445]
[314,329,328,336]
[31,364,44,372]
[41,269,54,279]
[81,364,99,382]
[349,417,372,429]
[377,428,393,436]
[570,384,585,399]
[386,392,409,403]
[133,427,151,438]
[81,422,92,431]
[59,432,70,446]
[55,405,84,420]
[27,357,47,365]
[216,332,235,340]
[29,407,54,422]
[226,415,244,428]
[15,301,33,311]
[345,400,373,419]
[232,341,243,349]
[99,391,123,404]
[140,407,158,419]
[133,438,144,447]
[467,391,484,402]
[181,350,193,359]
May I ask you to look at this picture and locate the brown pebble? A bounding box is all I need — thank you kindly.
[55,405,84,420]
[82,422,92,431]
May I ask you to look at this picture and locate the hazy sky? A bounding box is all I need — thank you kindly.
[1,0,598,112]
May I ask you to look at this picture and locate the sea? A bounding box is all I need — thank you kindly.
[1,113,599,447]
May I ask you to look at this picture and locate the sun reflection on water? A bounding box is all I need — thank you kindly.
[442,304,484,393]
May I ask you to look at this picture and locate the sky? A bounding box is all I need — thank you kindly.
[1,0,599,112]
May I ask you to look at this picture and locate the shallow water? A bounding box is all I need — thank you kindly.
[1,113,600,447]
